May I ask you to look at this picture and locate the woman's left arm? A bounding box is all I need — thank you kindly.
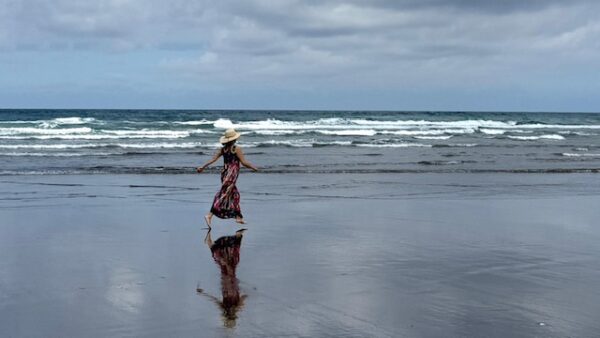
[236,147,258,172]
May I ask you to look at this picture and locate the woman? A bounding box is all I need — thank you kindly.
[197,128,258,227]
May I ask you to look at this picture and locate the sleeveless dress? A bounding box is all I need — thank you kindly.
[210,146,243,219]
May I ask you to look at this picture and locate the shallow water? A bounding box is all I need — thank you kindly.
[1,173,599,337]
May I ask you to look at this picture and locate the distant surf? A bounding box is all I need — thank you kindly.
[1,109,600,174]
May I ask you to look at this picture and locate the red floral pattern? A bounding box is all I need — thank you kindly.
[210,146,243,219]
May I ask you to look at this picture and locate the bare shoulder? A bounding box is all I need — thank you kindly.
[234,146,244,154]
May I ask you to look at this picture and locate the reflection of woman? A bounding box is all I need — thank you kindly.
[197,128,258,228]
[198,229,247,328]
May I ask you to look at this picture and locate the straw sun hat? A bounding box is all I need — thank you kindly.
[219,128,241,144]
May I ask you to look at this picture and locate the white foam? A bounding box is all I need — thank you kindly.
[480,129,506,135]
[0,135,112,140]
[561,153,600,157]
[116,142,203,149]
[353,119,600,130]
[316,117,346,124]
[0,152,112,157]
[243,139,353,147]
[6,116,600,132]
[210,118,538,138]
[214,118,235,129]
[316,141,353,146]
[508,134,565,140]
[558,131,597,136]
[190,129,217,134]
[448,143,478,147]
[413,136,453,140]
[0,127,92,135]
[52,117,95,124]
[356,143,432,148]
[0,128,194,139]
[172,120,213,125]
[0,142,205,150]
[244,140,313,147]
[380,129,472,136]
[516,123,600,129]
[252,130,303,136]
[102,130,190,138]
[0,135,183,140]
[349,119,517,129]
[39,117,96,128]
[317,130,377,136]
[0,144,95,149]
[199,117,600,135]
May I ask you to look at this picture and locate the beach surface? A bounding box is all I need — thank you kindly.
[1,173,600,337]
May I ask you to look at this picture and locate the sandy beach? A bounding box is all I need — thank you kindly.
[1,173,599,337]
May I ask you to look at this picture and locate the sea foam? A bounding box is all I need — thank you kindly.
[508,134,565,140]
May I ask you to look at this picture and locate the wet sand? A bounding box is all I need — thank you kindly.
[1,173,600,337]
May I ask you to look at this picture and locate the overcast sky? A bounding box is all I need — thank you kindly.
[1,0,599,111]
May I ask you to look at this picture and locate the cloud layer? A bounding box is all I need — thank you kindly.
[1,0,600,110]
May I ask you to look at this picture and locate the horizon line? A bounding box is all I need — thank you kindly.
[1,108,599,114]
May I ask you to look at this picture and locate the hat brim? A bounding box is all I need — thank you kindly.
[219,132,241,144]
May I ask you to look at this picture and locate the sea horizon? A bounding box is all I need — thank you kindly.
[2,108,600,114]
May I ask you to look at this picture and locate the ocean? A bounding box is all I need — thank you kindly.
[1,109,600,174]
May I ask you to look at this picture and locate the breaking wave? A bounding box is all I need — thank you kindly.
[507,134,565,141]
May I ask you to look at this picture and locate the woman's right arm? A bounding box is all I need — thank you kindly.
[197,149,222,173]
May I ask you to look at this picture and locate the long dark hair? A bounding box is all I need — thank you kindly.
[222,140,236,152]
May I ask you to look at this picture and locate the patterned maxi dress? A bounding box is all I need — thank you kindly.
[210,236,244,320]
[210,146,243,219]
[210,234,244,324]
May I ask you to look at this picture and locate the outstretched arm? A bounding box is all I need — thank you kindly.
[196,287,221,305]
[235,147,258,172]
[197,149,222,173]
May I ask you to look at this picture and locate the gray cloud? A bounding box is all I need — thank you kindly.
[1,0,600,109]
[351,0,590,13]
[3,1,597,50]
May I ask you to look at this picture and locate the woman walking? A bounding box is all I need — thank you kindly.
[197,128,258,227]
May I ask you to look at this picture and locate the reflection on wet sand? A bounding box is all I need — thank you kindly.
[198,229,247,328]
